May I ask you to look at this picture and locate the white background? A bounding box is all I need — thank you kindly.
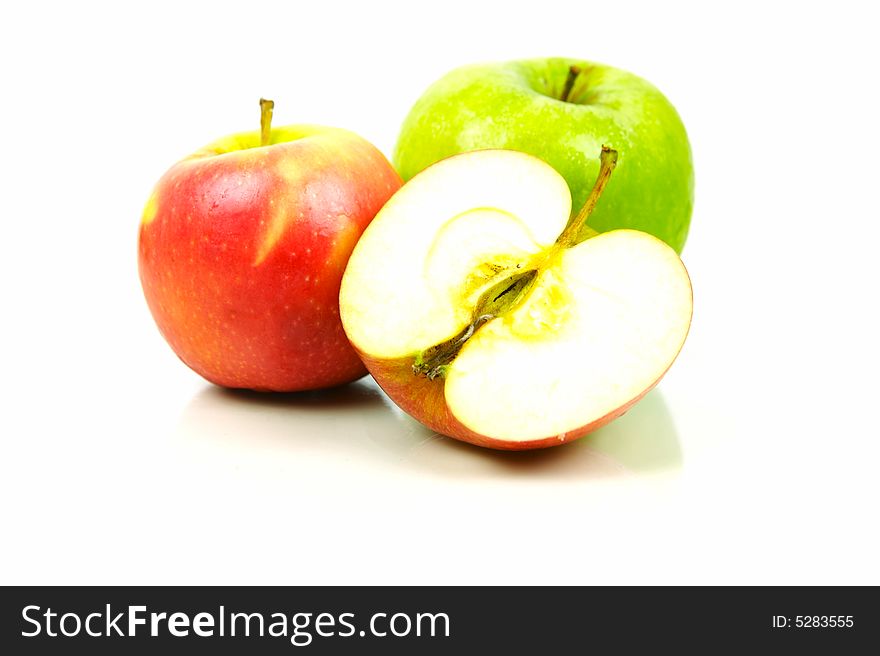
[1,0,878,585]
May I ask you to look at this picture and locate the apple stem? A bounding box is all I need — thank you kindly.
[260,98,274,147]
[556,146,619,248]
[560,65,582,103]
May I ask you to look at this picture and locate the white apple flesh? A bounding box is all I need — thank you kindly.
[340,149,692,449]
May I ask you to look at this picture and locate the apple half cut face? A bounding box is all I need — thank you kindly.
[340,150,692,449]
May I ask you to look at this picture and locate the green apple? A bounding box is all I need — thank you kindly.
[393,57,693,252]
[340,148,692,449]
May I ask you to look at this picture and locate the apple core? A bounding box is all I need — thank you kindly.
[412,146,619,379]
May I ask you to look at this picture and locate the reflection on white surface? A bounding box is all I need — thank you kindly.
[176,377,681,480]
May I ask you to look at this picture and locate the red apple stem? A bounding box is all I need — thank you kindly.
[557,146,619,248]
[560,65,582,103]
[260,98,274,147]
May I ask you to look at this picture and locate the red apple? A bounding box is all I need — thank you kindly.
[340,148,692,449]
[139,100,402,391]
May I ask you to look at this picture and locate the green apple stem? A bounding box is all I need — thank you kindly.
[560,65,582,103]
[556,146,619,248]
[413,269,538,379]
[260,98,275,147]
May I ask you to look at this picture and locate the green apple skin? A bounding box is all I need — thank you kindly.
[393,58,694,252]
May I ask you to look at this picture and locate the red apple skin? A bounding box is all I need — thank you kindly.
[359,349,680,451]
[139,127,402,391]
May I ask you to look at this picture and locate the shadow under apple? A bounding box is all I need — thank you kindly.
[376,387,683,480]
[175,377,682,480]
[175,377,397,459]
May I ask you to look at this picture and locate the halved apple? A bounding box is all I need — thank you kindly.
[340,148,692,450]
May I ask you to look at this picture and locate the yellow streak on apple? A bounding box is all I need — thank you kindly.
[252,160,309,267]
[141,191,159,225]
